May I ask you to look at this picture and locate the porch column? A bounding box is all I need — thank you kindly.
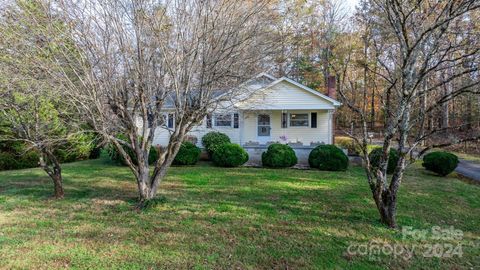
[281,109,287,142]
[328,110,334,144]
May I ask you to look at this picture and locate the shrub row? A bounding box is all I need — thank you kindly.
[261,143,350,171]
[107,131,460,175]
[108,132,348,170]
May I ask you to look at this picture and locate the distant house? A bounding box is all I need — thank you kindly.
[151,73,341,147]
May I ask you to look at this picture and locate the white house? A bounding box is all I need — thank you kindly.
[152,73,341,148]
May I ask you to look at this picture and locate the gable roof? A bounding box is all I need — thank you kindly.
[161,73,341,110]
[260,75,341,107]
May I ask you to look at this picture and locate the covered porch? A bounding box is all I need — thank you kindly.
[239,109,334,147]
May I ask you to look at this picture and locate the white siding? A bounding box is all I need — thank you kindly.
[150,109,332,147]
[237,81,336,110]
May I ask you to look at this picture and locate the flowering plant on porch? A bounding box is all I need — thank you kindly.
[279,135,288,142]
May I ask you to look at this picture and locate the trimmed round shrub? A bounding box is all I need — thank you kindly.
[201,132,230,157]
[173,142,201,165]
[308,145,349,171]
[212,143,248,167]
[422,151,459,176]
[368,147,399,174]
[262,143,297,168]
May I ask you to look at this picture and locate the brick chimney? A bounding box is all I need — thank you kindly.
[327,75,336,99]
[327,75,336,144]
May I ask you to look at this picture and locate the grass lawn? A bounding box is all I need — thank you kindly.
[0,157,479,269]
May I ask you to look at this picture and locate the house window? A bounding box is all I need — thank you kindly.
[214,114,232,127]
[158,113,174,128]
[289,113,309,127]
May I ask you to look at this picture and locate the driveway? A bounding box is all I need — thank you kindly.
[456,160,480,182]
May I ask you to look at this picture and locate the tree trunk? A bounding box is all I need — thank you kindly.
[466,94,473,130]
[52,173,64,199]
[370,86,375,130]
[442,70,452,132]
[373,188,397,228]
[135,142,181,208]
[478,95,480,128]
[137,169,152,202]
[39,152,64,199]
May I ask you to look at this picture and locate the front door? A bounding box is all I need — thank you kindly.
[257,114,271,143]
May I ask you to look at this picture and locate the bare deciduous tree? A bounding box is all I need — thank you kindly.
[51,0,273,205]
[339,0,480,228]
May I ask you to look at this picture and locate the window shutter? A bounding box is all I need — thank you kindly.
[311,112,317,128]
[168,113,174,128]
[206,114,212,128]
[233,113,239,128]
[281,113,288,128]
[147,113,154,128]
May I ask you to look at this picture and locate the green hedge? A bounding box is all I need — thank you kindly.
[0,133,99,171]
[0,141,39,170]
[201,132,230,157]
[262,143,297,168]
[0,151,39,171]
[212,143,248,167]
[368,147,399,174]
[308,145,348,171]
[422,151,459,176]
[173,142,201,165]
